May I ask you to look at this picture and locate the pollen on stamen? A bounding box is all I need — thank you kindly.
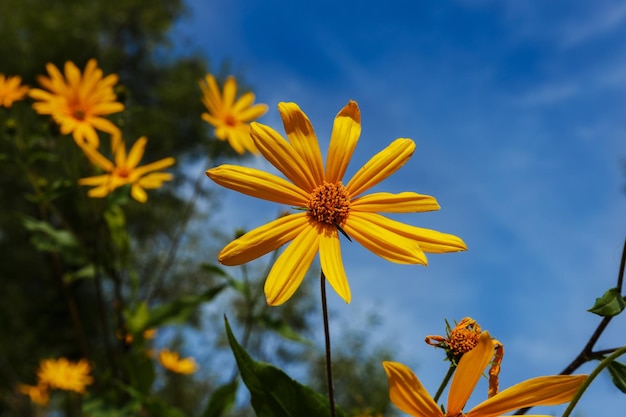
[307,182,351,226]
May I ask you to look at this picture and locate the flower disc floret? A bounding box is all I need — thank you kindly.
[307,182,351,225]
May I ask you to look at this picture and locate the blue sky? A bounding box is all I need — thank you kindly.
[173,0,626,414]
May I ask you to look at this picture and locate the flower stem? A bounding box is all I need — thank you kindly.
[434,363,456,403]
[561,345,626,417]
[320,271,336,417]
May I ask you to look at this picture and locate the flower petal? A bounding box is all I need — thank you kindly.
[326,100,361,183]
[346,138,415,198]
[342,212,427,265]
[126,137,147,169]
[382,361,443,417]
[352,212,467,253]
[206,165,309,206]
[278,102,324,185]
[351,192,440,213]
[448,331,495,415]
[219,213,309,266]
[467,375,587,417]
[318,224,351,303]
[250,122,318,192]
[264,224,320,306]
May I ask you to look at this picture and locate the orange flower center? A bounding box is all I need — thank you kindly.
[73,108,86,120]
[223,113,237,127]
[307,182,351,226]
[448,321,481,356]
[115,167,131,179]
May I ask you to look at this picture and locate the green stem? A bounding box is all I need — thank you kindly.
[320,271,336,417]
[433,363,456,403]
[561,345,626,417]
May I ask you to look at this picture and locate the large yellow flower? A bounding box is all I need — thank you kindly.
[0,74,29,107]
[383,332,586,417]
[29,59,124,147]
[200,74,268,154]
[206,100,467,306]
[79,136,175,202]
[37,358,93,394]
[158,349,198,374]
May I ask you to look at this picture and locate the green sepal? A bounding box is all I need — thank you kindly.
[224,316,347,417]
[588,287,625,317]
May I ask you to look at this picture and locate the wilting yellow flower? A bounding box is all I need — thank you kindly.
[29,59,124,147]
[426,317,482,357]
[37,358,93,394]
[200,74,268,154]
[207,100,466,306]
[158,349,198,374]
[383,332,586,417]
[18,384,49,406]
[79,136,175,202]
[0,74,29,107]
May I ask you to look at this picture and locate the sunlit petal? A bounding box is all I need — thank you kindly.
[383,361,442,417]
[351,192,440,213]
[326,100,361,183]
[346,138,415,197]
[219,213,309,266]
[318,225,351,303]
[264,225,320,306]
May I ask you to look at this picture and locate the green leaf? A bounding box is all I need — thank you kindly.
[201,263,246,293]
[20,215,86,265]
[201,380,239,417]
[63,264,95,283]
[588,288,626,317]
[224,316,347,417]
[607,361,626,394]
[258,314,311,344]
[126,301,151,334]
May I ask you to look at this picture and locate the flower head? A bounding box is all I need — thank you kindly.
[383,332,586,417]
[0,75,29,107]
[206,100,467,306]
[18,384,49,406]
[200,74,268,154]
[29,59,124,147]
[79,136,175,202]
[426,317,482,358]
[158,349,198,374]
[37,358,93,394]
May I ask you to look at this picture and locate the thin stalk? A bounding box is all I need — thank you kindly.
[561,345,626,417]
[433,364,456,403]
[320,271,336,417]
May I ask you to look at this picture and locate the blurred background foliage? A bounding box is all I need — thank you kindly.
[0,1,396,416]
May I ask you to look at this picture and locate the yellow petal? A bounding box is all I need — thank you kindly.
[346,138,415,198]
[342,212,427,265]
[318,224,351,303]
[126,137,148,169]
[219,213,309,266]
[264,224,320,306]
[133,157,176,178]
[238,103,269,122]
[467,375,587,417]
[80,144,114,172]
[326,100,361,183]
[131,184,148,203]
[382,361,442,417]
[206,165,309,206]
[250,122,318,192]
[353,212,467,253]
[278,102,324,185]
[448,331,494,415]
[222,76,237,109]
[351,192,440,213]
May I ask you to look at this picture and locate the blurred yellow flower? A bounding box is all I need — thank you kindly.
[383,332,586,417]
[37,358,93,394]
[79,136,175,202]
[29,59,124,147]
[158,349,198,374]
[18,383,49,406]
[200,74,268,154]
[0,74,29,107]
[206,100,466,306]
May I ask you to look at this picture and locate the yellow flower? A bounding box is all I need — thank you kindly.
[158,349,198,374]
[383,332,586,417]
[29,59,124,147]
[206,100,466,306]
[0,74,29,107]
[425,317,482,357]
[18,384,49,406]
[79,136,175,202]
[200,74,268,154]
[37,358,93,394]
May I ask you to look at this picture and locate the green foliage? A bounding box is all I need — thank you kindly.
[607,361,626,394]
[225,317,347,417]
[588,287,626,317]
